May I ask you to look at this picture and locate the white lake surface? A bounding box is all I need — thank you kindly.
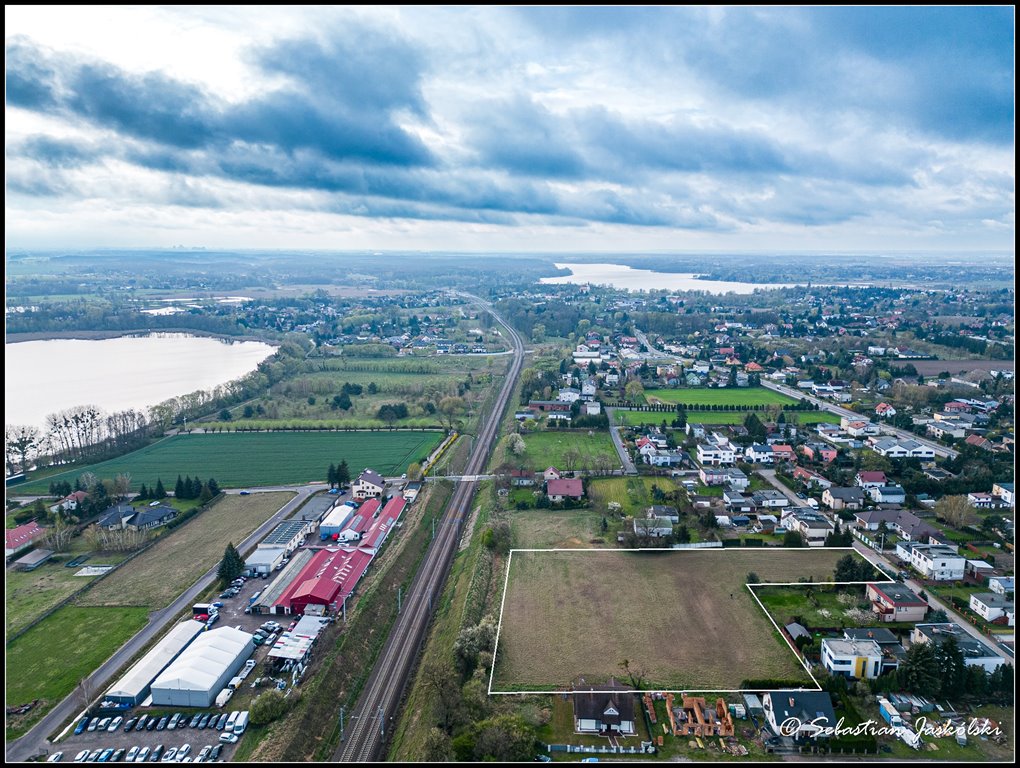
[5,333,275,429]
[539,262,800,293]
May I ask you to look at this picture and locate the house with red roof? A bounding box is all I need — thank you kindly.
[855,471,887,489]
[874,403,897,418]
[546,477,584,503]
[5,520,44,558]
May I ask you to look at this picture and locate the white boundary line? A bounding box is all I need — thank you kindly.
[488,546,893,695]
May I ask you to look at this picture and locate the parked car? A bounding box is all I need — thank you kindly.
[87,719,100,732]
[156,716,169,731]
[108,716,123,731]
[146,717,158,731]
[74,717,89,735]
[218,733,238,744]
[134,716,148,731]
[86,750,102,763]
[134,747,150,763]
[126,747,139,762]
[111,749,125,762]
[216,713,229,730]
[124,717,137,732]
[239,490,250,495]
[198,714,211,729]
[47,752,64,762]
[211,602,223,608]
[97,718,111,731]
[208,746,222,761]
[74,750,90,762]
[196,746,211,762]
[176,745,191,760]
[97,748,114,762]
[159,747,176,762]
[148,745,163,762]
[189,714,202,728]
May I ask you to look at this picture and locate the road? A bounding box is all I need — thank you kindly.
[757,468,808,507]
[604,408,639,475]
[5,484,322,763]
[852,541,1013,661]
[760,380,958,459]
[335,297,524,762]
[633,328,671,359]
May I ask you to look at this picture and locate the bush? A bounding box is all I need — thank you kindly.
[250,689,289,726]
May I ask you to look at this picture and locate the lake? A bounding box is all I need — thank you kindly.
[539,262,800,293]
[5,333,276,430]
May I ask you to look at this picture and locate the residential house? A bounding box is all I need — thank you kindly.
[50,490,88,514]
[686,423,707,439]
[870,438,936,460]
[557,387,581,403]
[822,638,883,679]
[894,542,965,580]
[911,624,1004,672]
[126,504,178,531]
[964,434,994,452]
[648,505,680,523]
[853,508,899,532]
[546,477,584,503]
[855,471,887,489]
[353,469,386,500]
[762,692,836,741]
[723,468,750,491]
[782,509,834,546]
[510,469,536,487]
[751,490,789,509]
[644,449,686,467]
[572,679,636,735]
[98,503,137,530]
[800,442,838,463]
[5,521,44,559]
[543,467,562,482]
[771,444,795,462]
[843,628,905,674]
[584,401,602,416]
[699,466,728,486]
[745,444,774,464]
[969,594,1014,626]
[875,403,897,418]
[723,491,752,513]
[870,485,906,505]
[634,517,674,538]
[697,434,737,466]
[867,583,928,624]
[992,482,1014,507]
[792,466,832,490]
[823,487,865,511]
[841,418,879,438]
[987,576,1014,595]
[967,492,999,509]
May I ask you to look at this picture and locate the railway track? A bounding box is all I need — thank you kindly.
[335,298,524,762]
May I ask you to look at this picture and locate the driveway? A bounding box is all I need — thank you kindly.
[757,468,806,506]
[605,408,638,475]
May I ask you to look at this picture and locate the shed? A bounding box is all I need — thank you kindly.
[14,548,54,571]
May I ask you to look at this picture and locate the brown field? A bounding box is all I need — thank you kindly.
[510,509,612,549]
[492,548,876,691]
[910,359,1013,376]
[78,492,294,609]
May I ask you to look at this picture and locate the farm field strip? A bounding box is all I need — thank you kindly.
[613,408,839,426]
[78,492,294,609]
[644,387,797,406]
[15,431,443,494]
[490,548,880,693]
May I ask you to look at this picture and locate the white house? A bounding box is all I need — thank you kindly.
[584,401,602,416]
[744,444,774,464]
[821,638,883,680]
[992,482,1014,507]
[697,434,736,466]
[988,576,1014,595]
[969,594,1014,626]
[762,692,837,741]
[895,542,965,581]
[353,469,385,500]
[869,485,906,505]
[911,624,1004,673]
[870,438,936,460]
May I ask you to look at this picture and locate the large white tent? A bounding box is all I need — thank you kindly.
[106,621,204,706]
[150,626,254,707]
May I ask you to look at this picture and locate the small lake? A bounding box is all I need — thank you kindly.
[5,333,276,430]
[539,262,800,294]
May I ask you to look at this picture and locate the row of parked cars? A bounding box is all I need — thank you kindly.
[68,742,227,763]
[74,710,236,737]
[251,620,281,647]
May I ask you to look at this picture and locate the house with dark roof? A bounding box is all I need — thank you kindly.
[572,678,636,735]
[822,487,865,511]
[127,504,178,531]
[843,627,905,676]
[99,503,138,530]
[866,582,928,624]
[762,691,836,740]
[353,469,385,499]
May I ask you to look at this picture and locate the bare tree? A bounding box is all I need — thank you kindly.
[5,424,40,473]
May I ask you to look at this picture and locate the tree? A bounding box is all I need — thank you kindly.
[207,477,219,496]
[336,460,351,487]
[5,424,40,473]
[407,462,423,481]
[625,380,644,402]
[899,640,941,698]
[833,554,862,583]
[175,475,185,499]
[928,608,949,623]
[423,728,453,761]
[934,495,977,528]
[934,635,967,698]
[438,396,467,431]
[367,382,379,395]
[531,323,545,342]
[746,572,761,584]
[218,543,245,585]
[154,478,167,499]
[783,530,804,547]
[199,483,214,504]
[506,433,526,457]
[327,463,337,488]
[219,408,232,421]
[250,689,289,726]
[471,714,537,762]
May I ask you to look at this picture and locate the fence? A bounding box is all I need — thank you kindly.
[547,743,656,755]
[673,541,723,549]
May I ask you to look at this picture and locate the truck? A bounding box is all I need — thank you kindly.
[233,711,249,735]
[878,698,903,727]
[192,603,212,616]
[225,711,239,731]
[215,689,233,708]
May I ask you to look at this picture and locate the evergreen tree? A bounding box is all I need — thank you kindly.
[783,530,804,547]
[899,640,941,697]
[189,476,202,499]
[175,475,185,499]
[217,543,245,585]
[337,460,351,487]
[934,635,967,698]
[199,483,214,504]
[327,463,337,488]
[155,478,167,499]
[137,483,149,500]
[338,392,352,410]
[207,478,220,496]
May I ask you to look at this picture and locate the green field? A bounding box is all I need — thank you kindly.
[519,430,618,472]
[15,431,443,494]
[511,509,613,549]
[645,387,797,407]
[753,585,897,631]
[6,606,150,739]
[492,548,876,691]
[614,409,839,426]
[80,492,294,609]
[587,476,679,517]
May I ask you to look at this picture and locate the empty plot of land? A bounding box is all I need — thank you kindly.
[510,510,611,549]
[910,359,1013,376]
[79,492,293,609]
[614,409,838,426]
[492,548,876,692]
[520,430,618,471]
[645,388,796,407]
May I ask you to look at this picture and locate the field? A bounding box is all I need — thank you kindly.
[6,606,150,739]
[511,509,612,549]
[15,431,443,494]
[910,359,1014,376]
[491,548,878,692]
[79,492,293,609]
[645,387,797,407]
[519,430,618,471]
[752,585,907,630]
[587,476,679,517]
[614,409,839,427]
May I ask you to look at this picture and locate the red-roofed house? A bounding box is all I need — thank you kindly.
[855,471,887,489]
[6,521,44,558]
[771,444,795,462]
[875,403,897,418]
[793,466,833,490]
[965,434,993,452]
[51,490,88,514]
[546,477,584,503]
[543,467,562,481]
[745,362,764,373]
[944,401,971,413]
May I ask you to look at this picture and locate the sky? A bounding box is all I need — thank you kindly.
[4,6,1015,252]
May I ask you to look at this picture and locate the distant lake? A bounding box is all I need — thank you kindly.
[539,262,800,294]
[5,333,276,430]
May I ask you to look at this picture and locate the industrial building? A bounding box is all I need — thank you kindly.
[106,621,205,706]
[149,627,255,707]
[319,503,357,541]
[273,547,374,616]
[245,519,314,575]
[335,498,380,543]
[251,549,316,615]
[360,497,406,553]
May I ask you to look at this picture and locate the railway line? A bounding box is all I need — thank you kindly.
[335,297,524,762]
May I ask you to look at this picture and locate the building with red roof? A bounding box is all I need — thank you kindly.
[546,477,584,502]
[275,547,375,615]
[5,520,44,558]
[360,497,406,552]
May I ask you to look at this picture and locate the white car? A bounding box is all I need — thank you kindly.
[125,747,139,762]
[134,747,150,763]
[218,732,238,744]
[74,750,90,763]
[176,745,191,760]
[196,746,211,762]
[109,716,124,731]
[47,752,64,762]
[160,747,177,762]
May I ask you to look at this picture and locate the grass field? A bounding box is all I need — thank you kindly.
[491,548,877,692]
[753,585,897,631]
[614,409,839,427]
[6,606,150,739]
[519,430,618,471]
[645,387,797,407]
[587,476,679,517]
[79,492,293,609]
[15,431,443,494]
[511,509,612,549]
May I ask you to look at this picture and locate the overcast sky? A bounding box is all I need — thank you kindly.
[4,6,1015,252]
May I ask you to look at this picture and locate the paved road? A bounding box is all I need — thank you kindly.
[757,468,808,507]
[335,296,524,762]
[633,328,671,359]
[604,408,639,476]
[760,380,958,459]
[6,485,321,763]
[851,541,1012,661]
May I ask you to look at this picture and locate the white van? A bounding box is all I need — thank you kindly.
[225,711,239,731]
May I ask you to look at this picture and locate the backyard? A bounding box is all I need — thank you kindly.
[519,430,618,472]
[614,409,838,427]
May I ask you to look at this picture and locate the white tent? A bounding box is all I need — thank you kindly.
[106,621,204,705]
[150,627,254,707]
